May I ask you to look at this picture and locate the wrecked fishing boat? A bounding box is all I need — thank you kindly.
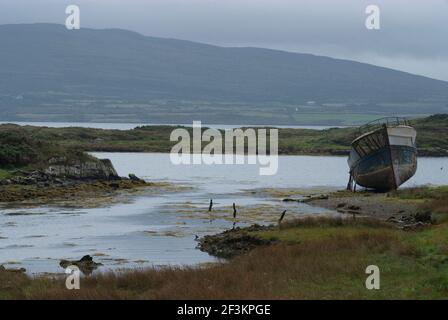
[347,117,417,191]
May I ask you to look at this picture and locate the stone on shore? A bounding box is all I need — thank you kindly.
[129,173,145,183]
[197,225,275,259]
[60,255,103,275]
[46,157,119,180]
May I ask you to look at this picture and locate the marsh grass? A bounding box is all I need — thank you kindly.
[393,186,448,200]
[0,169,12,179]
[392,186,448,223]
[2,216,448,300]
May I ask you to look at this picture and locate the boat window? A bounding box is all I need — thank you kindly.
[353,130,387,157]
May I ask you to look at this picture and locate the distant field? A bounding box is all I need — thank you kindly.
[0,98,435,126]
[287,113,429,125]
[0,115,447,173]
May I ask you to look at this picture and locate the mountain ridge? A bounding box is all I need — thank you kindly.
[0,23,447,124]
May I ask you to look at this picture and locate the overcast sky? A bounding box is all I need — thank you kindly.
[1,0,448,81]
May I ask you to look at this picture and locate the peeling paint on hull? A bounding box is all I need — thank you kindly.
[348,124,417,191]
[353,145,417,190]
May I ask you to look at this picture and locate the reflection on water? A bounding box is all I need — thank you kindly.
[0,153,447,274]
[95,153,448,190]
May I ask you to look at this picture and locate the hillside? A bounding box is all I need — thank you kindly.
[1,23,448,124]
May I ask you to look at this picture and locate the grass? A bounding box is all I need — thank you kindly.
[0,115,447,299]
[0,168,12,179]
[2,214,448,300]
[0,179,154,204]
[0,123,117,173]
[251,217,393,243]
[393,186,448,200]
[392,186,448,223]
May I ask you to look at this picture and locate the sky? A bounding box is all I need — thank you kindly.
[1,0,447,81]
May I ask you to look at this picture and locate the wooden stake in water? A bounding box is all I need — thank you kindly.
[278,210,287,224]
[233,203,237,219]
[208,199,213,212]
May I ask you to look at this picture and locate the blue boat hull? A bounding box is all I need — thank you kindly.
[351,145,417,191]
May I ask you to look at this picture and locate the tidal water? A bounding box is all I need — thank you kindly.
[0,121,345,130]
[0,153,447,275]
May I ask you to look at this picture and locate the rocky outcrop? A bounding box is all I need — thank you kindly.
[45,157,119,180]
[0,265,26,273]
[197,225,275,259]
[60,255,102,275]
[386,210,432,231]
[129,173,145,183]
[0,155,121,187]
[282,194,329,203]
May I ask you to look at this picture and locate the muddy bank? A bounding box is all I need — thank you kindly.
[0,149,163,205]
[60,255,102,275]
[197,187,441,259]
[252,187,421,220]
[0,176,167,207]
[304,190,420,219]
[281,188,435,229]
[197,225,275,259]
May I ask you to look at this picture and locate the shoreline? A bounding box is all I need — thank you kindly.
[0,178,168,208]
[197,187,439,259]
[1,185,447,299]
[2,114,447,157]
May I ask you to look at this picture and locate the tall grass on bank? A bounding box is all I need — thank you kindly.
[393,186,448,223]
[2,216,448,300]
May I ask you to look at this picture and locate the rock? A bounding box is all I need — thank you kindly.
[129,173,145,183]
[53,178,64,184]
[45,157,119,180]
[299,194,329,203]
[414,210,432,223]
[400,215,413,223]
[401,222,426,231]
[386,216,399,223]
[282,198,300,202]
[48,157,67,165]
[197,225,274,259]
[0,265,26,273]
[109,182,120,189]
[337,203,347,208]
[347,205,361,211]
[59,255,103,275]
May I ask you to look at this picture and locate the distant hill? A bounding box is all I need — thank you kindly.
[1,23,447,125]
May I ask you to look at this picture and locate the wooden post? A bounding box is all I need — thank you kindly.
[233,203,237,219]
[208,199,213,212]
[346,173,353,191]
[278,210,287,224]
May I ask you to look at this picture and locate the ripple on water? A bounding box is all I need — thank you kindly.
[2,153,447,275]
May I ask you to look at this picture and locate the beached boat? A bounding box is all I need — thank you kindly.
[347,117,417,191]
